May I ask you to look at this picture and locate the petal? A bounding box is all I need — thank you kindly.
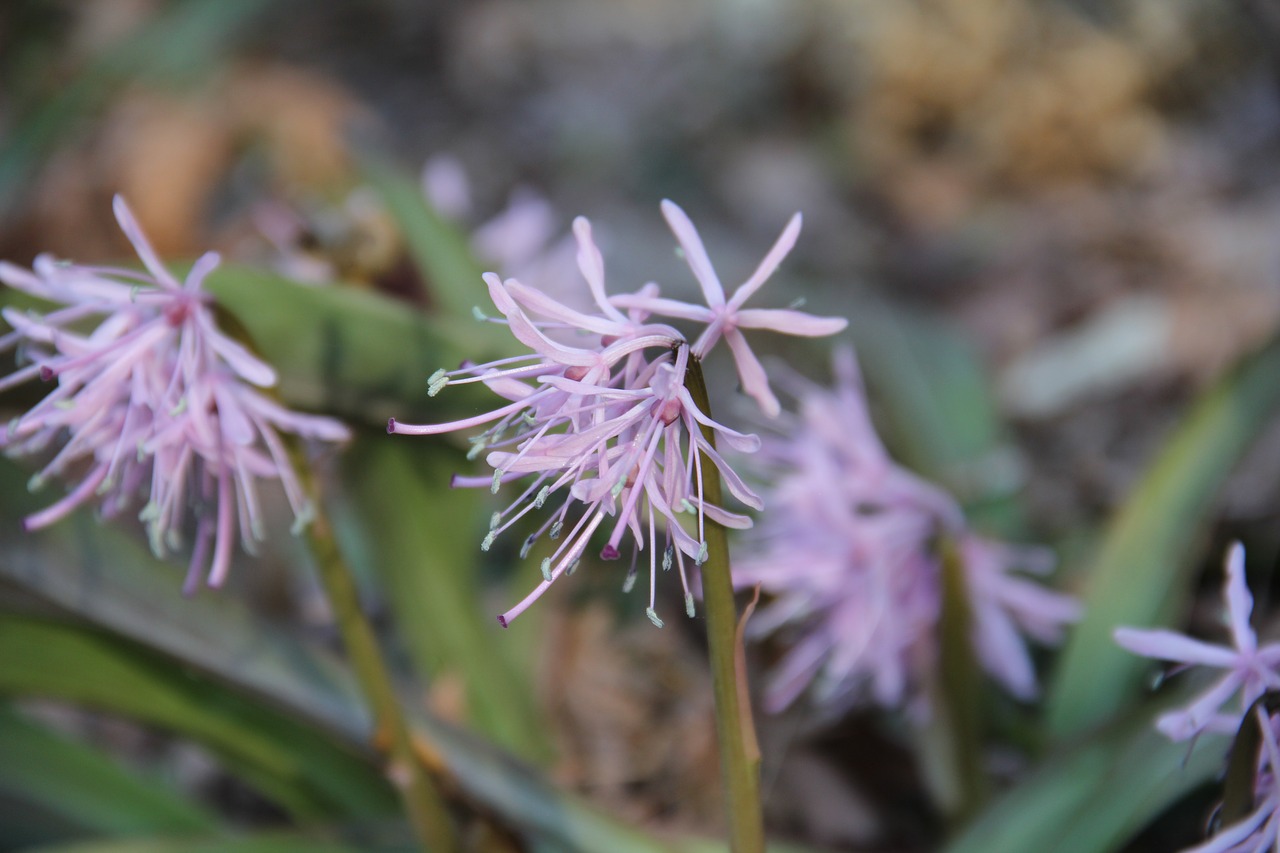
[724,328,780,417]
[112,195,180,290]
[184,251,222,293]
[735,308,848,337]
[1113,627,1240,668]
[660,199,724,307]
[504,278,624,336]
[726,212,802,309]
[571,217,628,322]
[1224,542,1257,653]
[609,293,714,323]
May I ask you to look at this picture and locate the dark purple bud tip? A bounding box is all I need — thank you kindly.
[600,544,620,560]
[38,366,55,382]
[496,614,508,628]
[386,418,396,434]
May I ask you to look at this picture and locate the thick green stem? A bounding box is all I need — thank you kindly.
[685,355,765,853]
[293,449,458,853]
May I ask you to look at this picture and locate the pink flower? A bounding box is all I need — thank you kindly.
[612,200,847,416]
[1,196,349,592]
[1115,543,1280,740]
[391,203,796,627]
[732,347,1079,714]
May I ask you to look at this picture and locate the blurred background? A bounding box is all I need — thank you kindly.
[4,0,1280,850]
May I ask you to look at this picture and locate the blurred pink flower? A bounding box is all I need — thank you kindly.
[1115,543,1280,740]
[1,196,349,592]
[1116,543,1280,851]
[732,347,1080,714]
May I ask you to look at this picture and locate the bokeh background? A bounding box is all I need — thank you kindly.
[4,1,1280,850]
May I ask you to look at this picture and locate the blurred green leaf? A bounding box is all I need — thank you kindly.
[342,437,552,761]
[0,0,269,217]
[203,265,475,425]
[0,454,784,853]
[28,833,389,853]
[361,160,512,355]
[0,704,216,838]
[852,303,1024,533]
[0,616,398,822]
[945,692,1227,853]
[1046,333,1280,739]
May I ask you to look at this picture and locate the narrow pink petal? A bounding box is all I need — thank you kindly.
[609,293,714,323]
[504,279,623,336]
[571,217,627,322]
[1224,542,1257,653]
[735,308,848,337]
[199,315,277,387]
[484,274,597,367]
[388,395,532,436]
[1113,627,1240,667]
[727,212,802,309]
[184,251,222,292]
[724,328,780,417]
[111,195,180,290]
[1154,671,1245,740]
[660,200,724,308]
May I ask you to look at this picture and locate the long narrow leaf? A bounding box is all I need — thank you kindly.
[1047,333,1280,738]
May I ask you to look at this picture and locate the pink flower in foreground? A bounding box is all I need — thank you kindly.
[1116,544,1280,852]
[391,201,845,627]
[1,196,349,592]
[732,347,1080,714]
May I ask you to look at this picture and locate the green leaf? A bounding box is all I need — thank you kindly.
[0,703,216,837]
[341,437,552,761]
[26,833,390,853]
[944,693,1227,853]
[202,265,477,425]
[361,161,515,358]
[0,616,399,822]
[1046,333,1280,738]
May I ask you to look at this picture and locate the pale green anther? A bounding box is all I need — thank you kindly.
[520,537,534,559]
[622,571,637,593]
[522,411,536,427]
[646,607,665,628]
[788,296,807,309]
[54,400,76,410]
[611,478,625,498]
[685,593,695,618]
[136,440,148,462]
[138,502,160,523]
[290,503,315,536]
[466,440,486,461]
[169,397,188,416]
[696,541,708,565]
[491,469,503,494]
[481,531,496,552]
[95,475,116,496]
[427,371,449,397]
[165,528,183,552]
[472,306,488,321]
[541,558,552,582]
[490,511,501,530]
[129,285,141,302]
[7,419,18,438]
[250,517,266,542]
[26,474,44,493]
[567,559,579,576]
[146,523,165,559]
[663,547,673,572]
[534,486,550,508]
[680,499,697,514]
[550,519,563,540]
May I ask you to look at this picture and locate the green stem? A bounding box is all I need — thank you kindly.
[685,355,765,853]
[293,447,458,853]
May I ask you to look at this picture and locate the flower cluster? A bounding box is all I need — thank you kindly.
[730,347,1081,715]
[0,196,350,592]
[1116,543,1280,852]
[390,200,846,627]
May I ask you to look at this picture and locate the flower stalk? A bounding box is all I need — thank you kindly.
[685,354,765,853]
[290,443,458,853]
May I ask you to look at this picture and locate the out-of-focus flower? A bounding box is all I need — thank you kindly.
[1116,543,1280,740]
[732,346,1079,714]
[1116,544,1280,852]
[391,200,842,626]
[0,196,350,592]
